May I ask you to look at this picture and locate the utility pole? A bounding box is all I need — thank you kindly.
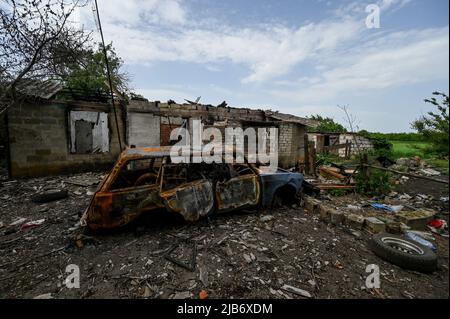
[93,0,123,151]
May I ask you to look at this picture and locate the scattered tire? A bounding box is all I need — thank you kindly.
[369,233,438,273]
[31,189,68,203]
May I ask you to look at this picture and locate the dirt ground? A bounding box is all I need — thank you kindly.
[0,171,448,299]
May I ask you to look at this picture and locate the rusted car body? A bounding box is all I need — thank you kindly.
[81,147,304,230]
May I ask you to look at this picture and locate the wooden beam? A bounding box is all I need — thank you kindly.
[315,184,356,190]
[364,164,449,185]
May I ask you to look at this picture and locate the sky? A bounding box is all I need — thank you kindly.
[75,0,449,133]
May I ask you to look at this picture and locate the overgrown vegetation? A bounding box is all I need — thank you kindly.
[358,130,425,142]
[411,92,449,157]
[0,0,91,114]
[307,115,347,133]
[355,169,392,196]
[368,137,393,158]
[316,152,341,166]
[61,43,129,96]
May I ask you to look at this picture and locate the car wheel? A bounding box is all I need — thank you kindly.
[271,192,284,208]
[369,233,438,273]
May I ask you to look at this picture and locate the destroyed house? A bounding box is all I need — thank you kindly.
[3,81,316,178]
[308,132,373,158]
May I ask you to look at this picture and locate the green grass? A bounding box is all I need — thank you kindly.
[390,141,431,159]
[390,140,449,174]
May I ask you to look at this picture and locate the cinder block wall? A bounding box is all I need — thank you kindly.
[338,134,373,156]
[278,123,304,168]
[127,112,160,147]
[7,101,124,177]
[127,100,307,169]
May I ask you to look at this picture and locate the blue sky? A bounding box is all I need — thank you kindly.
[77,0,449,132]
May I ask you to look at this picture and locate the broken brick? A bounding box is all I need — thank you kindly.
[396,210,436,230]
[364,217,386,233]
[344,213,365,230]
[329,210,344,225]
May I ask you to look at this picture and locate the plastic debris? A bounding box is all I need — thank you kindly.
[407,230,435,242]
[398,194,412,200]
[199,290,208,299]
[21,219,45,230]
[281,284,312,298]
[405,232,437,252]
[428,219,449,237]
[9,217,27,227]
[370,203,403,213]
[419,168,441,176]
[347,205,361,211]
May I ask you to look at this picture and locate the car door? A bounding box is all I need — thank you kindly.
[160,179,214,222]
[215,171,260,213]
[86,158,163,229]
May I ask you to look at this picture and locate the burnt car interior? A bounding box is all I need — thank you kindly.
[110,155,259,192]
[110,158,162,190]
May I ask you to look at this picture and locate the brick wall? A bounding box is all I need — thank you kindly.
[7,101,124,177]
[127,100,308,169]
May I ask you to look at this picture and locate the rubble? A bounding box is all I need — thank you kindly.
[419,168,441,177]
[344,214,365,230]
[364,217,386,234]
[329,210,344,225]
[281,284,312,298]
[33,293,53,299]
[0,170,448,299]
[31,189,68,203]
[396,210,436,230]
[260,215,275,222]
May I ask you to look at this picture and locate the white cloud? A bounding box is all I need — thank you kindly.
[334,0,412,16]
[270,27,449,104]
[379,0,412,11]
[138,88,193,103]
[96,0,186,26]
[75,0,447,121]
[88,17,362,83]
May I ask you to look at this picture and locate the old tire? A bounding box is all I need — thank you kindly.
[31,189,68,203]
[369,233,437,273]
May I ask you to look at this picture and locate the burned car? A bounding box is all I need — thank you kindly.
[81,147,304,230]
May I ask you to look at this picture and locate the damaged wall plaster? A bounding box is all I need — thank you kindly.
[69,111,109,153]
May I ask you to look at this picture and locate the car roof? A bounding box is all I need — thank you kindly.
[122,144,245,160]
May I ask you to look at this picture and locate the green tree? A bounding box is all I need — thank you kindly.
[62,43,129,95]
[307,115,347,133]
[411,92,449,156]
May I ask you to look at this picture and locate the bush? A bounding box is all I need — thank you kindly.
[369,137,393,158]
[356,169,392,196]
[411,92,449,157]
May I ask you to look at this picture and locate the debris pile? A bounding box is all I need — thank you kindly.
[0,170,448,299]
[392,157,441,177]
